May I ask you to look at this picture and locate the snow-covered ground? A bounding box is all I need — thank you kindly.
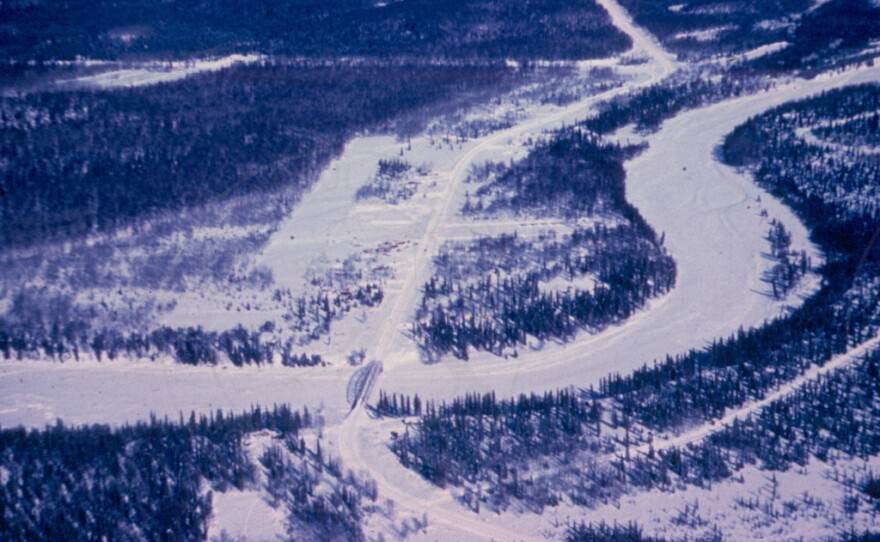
[56,54,263,89]
[4,0,880,538]
[374,63,880,404]
[796,118,880,156]
[0,358,353,429]
[210,489,284,542]
[707,42,791,66]
[0,48,658,433]
[672,26,736,42]
[332,33,880,542]
[547,452,880,541]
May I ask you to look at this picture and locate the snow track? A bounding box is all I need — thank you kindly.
[639,335,880,455]
[337,407,543,542]
[59,54,263,89]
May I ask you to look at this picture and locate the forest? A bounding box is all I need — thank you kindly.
[379,81,880,527]
[464,130,641,218]
[0,61,527,250]
[0,315,335,367]
[413,129,675,359]
[565,521,707,541]
[0,0,629,62]
[414,224,676,359]
[0,404,377,542]
[747,0,880,71]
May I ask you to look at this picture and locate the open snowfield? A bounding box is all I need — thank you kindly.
[3,0,880,539]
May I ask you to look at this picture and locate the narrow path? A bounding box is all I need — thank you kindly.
[638,335,880,455]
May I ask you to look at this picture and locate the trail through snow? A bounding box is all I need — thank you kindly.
[638,335,880,455]
[57,54,263,89]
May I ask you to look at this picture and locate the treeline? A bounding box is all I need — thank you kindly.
[0,405,311,541]
[0,62,524,249]
[0,0,629,62]
[0,318,326,367]
[374,390,424,417]
[566,521,679,542]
